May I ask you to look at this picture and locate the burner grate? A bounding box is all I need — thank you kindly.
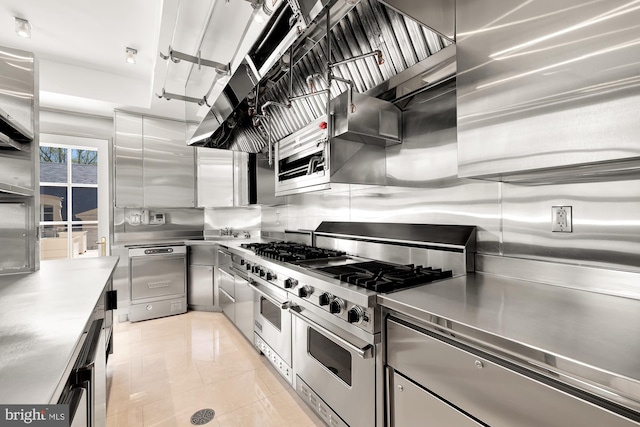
[316,261,453,293]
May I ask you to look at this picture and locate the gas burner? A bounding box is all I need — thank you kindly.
[241,242,346,262]
[314,261,453,293]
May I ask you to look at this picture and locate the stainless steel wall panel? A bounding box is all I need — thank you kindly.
[203,206,262,232]
[285,184,351,231]
[113,207,204,244]
[261,205,289,231]
[501,179,640,272]
[142,117,195,207]
[114,112,143,207]
[349,184,501,255]
[456,0,640,179]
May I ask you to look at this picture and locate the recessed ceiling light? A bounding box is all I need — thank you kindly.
[125,47,137,64]
[15,17,32,38]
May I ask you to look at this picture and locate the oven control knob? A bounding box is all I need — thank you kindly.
[298,285,313,298]
[246,263,252,271]
[284,278,298,289]
[240,259,245,266]
[266,272,274,281]
[347,306,365,324]
[319,293,332,306]
[329,298,345,314]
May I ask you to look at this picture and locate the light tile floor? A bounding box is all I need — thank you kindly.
[106,311,325,427]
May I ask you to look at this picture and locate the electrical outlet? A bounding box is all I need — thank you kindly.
[552,206,572,232]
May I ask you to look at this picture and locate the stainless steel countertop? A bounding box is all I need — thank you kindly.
[0,256,119,404]
[378,272,640,409]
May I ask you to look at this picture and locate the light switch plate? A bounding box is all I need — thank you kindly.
[552,206,572,232]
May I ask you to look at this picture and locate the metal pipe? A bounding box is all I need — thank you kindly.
[326,8,332,126]
[289,45,294,98]
[289,89,330,102]
[330,49,382,68]
[306,73,328,93]
[261,100,291,117]
[332,75,353,86]
[267,116,273,166]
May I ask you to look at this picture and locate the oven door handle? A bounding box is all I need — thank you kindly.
[248,282,291,310]
[290,307,373,359]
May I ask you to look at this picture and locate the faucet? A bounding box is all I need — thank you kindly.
[221,227,233,236]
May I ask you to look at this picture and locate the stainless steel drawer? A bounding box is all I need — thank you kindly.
[219,288,235,323]
[218,267,234,298]
[389,370,482,427]
[386,318,640,427]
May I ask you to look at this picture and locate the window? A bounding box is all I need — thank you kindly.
[39,145,99,260]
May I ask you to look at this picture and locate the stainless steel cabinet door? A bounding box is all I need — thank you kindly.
[187,265,214,307]
[143,117,195,207]
[114,112,143,207]
[390,370,483,427]
[196,147,233,207]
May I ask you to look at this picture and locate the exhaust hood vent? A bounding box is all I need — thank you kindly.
[193,0,450,153]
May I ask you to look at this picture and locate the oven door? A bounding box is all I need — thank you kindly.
[249,277,292,366]
[291,306,375,427]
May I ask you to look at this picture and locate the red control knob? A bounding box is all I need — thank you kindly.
[319,121,327,130]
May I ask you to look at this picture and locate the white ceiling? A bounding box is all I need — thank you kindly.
[0,0,258,120]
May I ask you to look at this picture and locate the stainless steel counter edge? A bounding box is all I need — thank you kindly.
[377,273,640,413]
[0,256,119,404]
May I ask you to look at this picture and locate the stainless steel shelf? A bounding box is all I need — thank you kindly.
[0,106,34,144]
[0,132,28,151]
[0,182,34,197]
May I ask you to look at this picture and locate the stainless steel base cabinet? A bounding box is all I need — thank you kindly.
[188,265,214,310]
[188,245,218,311]
[385,316,640,427]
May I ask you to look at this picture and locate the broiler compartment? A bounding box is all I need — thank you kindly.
[275,116,330,196]
[277,148,326,182]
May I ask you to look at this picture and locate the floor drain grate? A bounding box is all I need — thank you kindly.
[190,408,215,425]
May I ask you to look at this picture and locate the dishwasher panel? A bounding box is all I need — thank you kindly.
[129,246,187,322]
[130,254,186,300]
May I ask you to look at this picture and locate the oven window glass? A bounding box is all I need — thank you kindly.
[308,327,352,386]
[260,297,281,331]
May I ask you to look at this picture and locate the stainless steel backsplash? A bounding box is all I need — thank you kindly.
[262,88,640,276]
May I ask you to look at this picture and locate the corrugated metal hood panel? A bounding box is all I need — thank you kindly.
[200,0,450,152]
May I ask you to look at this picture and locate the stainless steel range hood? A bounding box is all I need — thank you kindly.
[192,0,451,154]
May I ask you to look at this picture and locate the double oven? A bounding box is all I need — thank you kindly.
[241,242,382,427]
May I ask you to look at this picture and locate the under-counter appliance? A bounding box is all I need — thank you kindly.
[239,222,476,427]
[128,245,187,322]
